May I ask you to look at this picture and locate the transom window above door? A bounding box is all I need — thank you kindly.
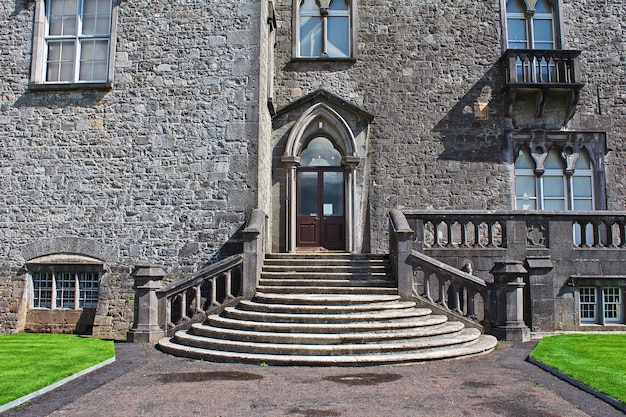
[300,137,342,166]
[295,0,354,59]
[504,0,558,49]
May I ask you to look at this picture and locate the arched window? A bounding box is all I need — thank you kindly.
[295,0,352,58]
[515,146,596,211]
[505,0,557,49]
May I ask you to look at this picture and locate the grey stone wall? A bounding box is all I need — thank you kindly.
[0,0,266,338]
[271,0,626,252]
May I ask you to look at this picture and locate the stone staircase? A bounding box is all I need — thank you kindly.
[158,253,498,365]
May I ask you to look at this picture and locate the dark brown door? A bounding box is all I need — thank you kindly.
[296,169,345,250]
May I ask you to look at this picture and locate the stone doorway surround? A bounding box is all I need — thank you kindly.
[274,90,373,254]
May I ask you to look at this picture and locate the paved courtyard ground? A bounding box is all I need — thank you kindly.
[4,341,624,417]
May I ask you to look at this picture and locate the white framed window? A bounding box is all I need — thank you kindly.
[30,265,101,310]
[579,287,596,323]
[579,286,623,325]
[31,0,116,88]
[515,147,595,211]
[603,287,622,324]
[504,0,557,50]
[294,0,354,59]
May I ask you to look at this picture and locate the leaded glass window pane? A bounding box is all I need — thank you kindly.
[33,272,53,309]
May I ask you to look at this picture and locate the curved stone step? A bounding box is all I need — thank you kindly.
[158,335,498,366]
[238,299,417,314]
[253,293,402,305]
[171,328,482,356]
[207,314,450,333]
[222,306,432,324]
[190,320,466,344]
[255,285,398,295]
[258,278,395,287]
[262,265,389,273]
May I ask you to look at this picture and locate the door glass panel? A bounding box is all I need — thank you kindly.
[298,171,318,215]
[323,172,344,216]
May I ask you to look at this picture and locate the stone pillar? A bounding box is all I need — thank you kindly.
[242,209,267,299]
[389,209,415,301]
[491,260,530,342]
[127,265,166,343]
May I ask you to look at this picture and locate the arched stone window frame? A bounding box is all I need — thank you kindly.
[500,0,563,51]
[281,102,361,252]
[292,0,357,59]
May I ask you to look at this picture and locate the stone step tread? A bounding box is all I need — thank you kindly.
[172,328,482,355]
[265,253,388,260]
[260,272,390,278]
[157,335,498,365]
[190,321,466,343]
[222,306,432,323]
[253,292,402,305]
[207,314,450,333]
[255,286,398,295]
[258,279,395,287]
[239,299,417,314]
[262,264,389,271]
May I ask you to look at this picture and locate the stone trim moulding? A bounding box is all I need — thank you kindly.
[21,237,119,264]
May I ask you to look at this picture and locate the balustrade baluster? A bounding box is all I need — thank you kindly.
[454,285,462,314]
[594,221,604,248]
[446,221,454,247]
[608,222,616,248]
[619,221,626,248]
[438,274,448,309]
[473,222,480,248]
[210,277,219,307]
[460,222,468,247]
[467,289,477,319]
[166,298,173,327]
[434,222,442,247]
[180,292,188,320]
[194,285,202,313]
[423,270,434,303]
[579,221,588,248]
[225,270,233,299]
[487,223,495,247]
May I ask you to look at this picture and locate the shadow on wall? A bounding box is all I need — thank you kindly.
[433,62,508,163]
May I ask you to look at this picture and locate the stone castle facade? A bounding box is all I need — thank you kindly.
[1,0,625,339]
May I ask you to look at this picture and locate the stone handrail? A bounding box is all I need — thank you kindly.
[127,209,268,343]
[403,210,626,249]
[159,254,244,330]
[390,209,535,341]
[408,249,489,322]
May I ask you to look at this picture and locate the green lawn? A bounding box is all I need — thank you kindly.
[0,333,115,406]
[530,333,626,404]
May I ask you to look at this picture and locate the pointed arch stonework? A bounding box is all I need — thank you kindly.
[273,90,373,253]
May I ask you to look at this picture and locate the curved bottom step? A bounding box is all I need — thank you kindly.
[158,335,498,366]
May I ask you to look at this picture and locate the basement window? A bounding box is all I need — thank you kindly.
[28,255,102,309]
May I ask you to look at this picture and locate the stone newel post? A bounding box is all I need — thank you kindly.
[491,260,530,342]
[389,209,415,301]
[127,265,166,343]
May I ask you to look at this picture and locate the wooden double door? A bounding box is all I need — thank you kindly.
[296,168,345,250]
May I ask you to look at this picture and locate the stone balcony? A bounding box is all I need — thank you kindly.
[501,49,584,121]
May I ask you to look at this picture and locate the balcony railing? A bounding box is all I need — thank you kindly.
[503,49,582,85]
[501,49,584,119]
